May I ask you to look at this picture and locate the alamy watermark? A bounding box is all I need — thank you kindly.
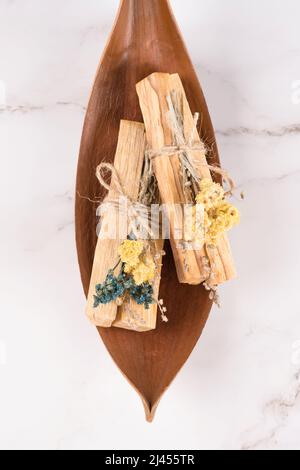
[96,197,205,250]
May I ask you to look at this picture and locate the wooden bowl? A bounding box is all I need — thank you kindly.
[75,0,219,421]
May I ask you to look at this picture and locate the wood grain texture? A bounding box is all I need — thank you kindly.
[137,72,208,285]
[76,0,219,421]
[86,120,146,327]
[137,72,236,285]
[113,239,163,332]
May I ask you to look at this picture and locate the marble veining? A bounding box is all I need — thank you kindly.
[217,125,300,137]
[241,370,300,450]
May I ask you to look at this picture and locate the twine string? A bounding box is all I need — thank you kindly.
[96,162,124,195]
[145,92,235,195]
[95,93,236,240]
[96,162,157,240]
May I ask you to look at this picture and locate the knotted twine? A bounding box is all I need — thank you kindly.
[96,162,158,240]
[96,92,236,239]
[96,163,168,323]
[145,92,235,198]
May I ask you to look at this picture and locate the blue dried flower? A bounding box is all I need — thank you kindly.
[93,270,126,307]
[93,266,155,310]
[129,282,154,309]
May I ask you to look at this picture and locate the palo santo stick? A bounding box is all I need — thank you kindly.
[171,74,236,284]
[113,239,163,332]
[136,72,236,285]
[86,120,146,327]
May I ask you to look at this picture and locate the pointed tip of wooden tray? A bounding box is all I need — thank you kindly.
[142,398,160,423]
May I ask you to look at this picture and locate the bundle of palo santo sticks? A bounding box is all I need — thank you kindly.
[85,73,240,332]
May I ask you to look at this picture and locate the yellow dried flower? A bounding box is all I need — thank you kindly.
[118,240,144,269]
[132,255,156,285]
[193,179,240,245]
[206,202,240,245]
[196,178,225,209]
[123,263,133,274]
[206,218,226,245]
[214,201,240,229]
[118,240,157,285]
[204,210,212,230]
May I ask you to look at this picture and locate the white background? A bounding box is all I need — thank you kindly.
[0,0,300,450]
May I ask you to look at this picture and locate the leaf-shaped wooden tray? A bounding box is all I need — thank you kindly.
[76,0,219,421]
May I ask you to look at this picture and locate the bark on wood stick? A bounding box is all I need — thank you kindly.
[136,73,236,285]
[86,120,146,327]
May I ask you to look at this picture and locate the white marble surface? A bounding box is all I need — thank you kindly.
[0,0,300,450]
